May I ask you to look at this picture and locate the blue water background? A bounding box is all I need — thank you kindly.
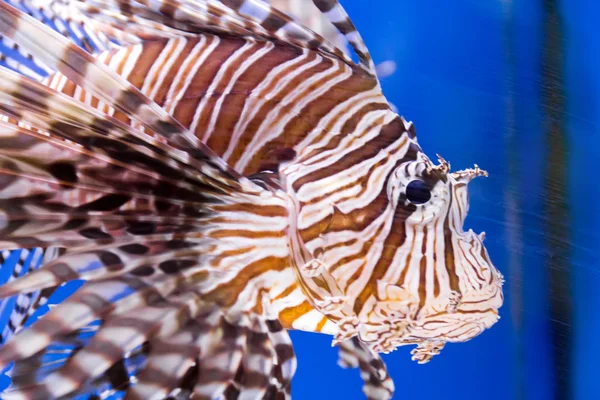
[1,1,599,399]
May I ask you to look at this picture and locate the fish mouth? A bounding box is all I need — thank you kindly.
[451,229,505,329]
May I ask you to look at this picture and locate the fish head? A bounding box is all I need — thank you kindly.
[356,149,504,360]
[285,114,503,360]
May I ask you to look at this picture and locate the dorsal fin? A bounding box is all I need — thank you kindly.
[268,0,348,50]
[310,0,375,73]
[220,0,376,74]
[0,0,263,191]
[0,34,51,80]
[0,0,117,81]
[34,0,377,76]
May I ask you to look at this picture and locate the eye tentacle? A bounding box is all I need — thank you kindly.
[451,164,489,183]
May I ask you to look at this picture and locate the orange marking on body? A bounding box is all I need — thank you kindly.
[278,300,314,329]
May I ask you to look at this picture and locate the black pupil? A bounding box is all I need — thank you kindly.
[405,180,432,205]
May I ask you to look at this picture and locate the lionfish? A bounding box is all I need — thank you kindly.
[0,0,504,398]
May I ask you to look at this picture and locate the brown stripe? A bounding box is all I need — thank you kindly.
[62,43,91,87]
[416,226,428,316]
[292,116,410,192]
[273,283,297,301]
[204,256,287,307]
[481,246,496,285]
[60,78,77,98]
[152,39,197,107]
[315,316,329,332]
[354,198,417,315]
[464,244,485,288]
[243,61,380,174]
[313,238,358,258]
[206,42,298,156]
[433,249,440,298]
[113,47,132,83]
[329,240,374,275]
[126,40,169,90]
[211,203,288,217]
[0,3,20,39]
[300,144,419,244]
[299,101,390,163]
[312,142,402,207]
[443,190,460,293]
[162,41,208,113]
[312,0,336,13]
[226,50,327,168]
[220,0,244,10]
[209,246,255,267]
[172,36,242,128]
[397,226,417,287]
[193,36,256,138]
[208,229,284,239]
[342,260,368,293]
[262,12,287,32]
[333,20,357,35]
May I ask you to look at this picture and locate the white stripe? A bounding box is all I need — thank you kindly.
[326,5,348,24]
[163,36,209,114]
[190,38,256,140]
[237,58,351,169]
[204,41,273,140]
[224,48,312,161]
[240,0,272,23]
[147,38,188,101]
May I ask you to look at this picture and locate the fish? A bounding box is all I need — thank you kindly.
[267,0,347,49]
[0,0,505,399]
[266,0,396,82]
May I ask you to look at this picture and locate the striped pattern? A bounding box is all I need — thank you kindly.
[338,337,394,400]
[0,248,61,345]
[0,0,503,399]
[269,0,347,50]
[42,35,382,175]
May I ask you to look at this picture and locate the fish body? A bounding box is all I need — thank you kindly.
[0,0,504,399]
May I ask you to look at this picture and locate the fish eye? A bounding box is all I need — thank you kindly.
[405,180,432,205]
